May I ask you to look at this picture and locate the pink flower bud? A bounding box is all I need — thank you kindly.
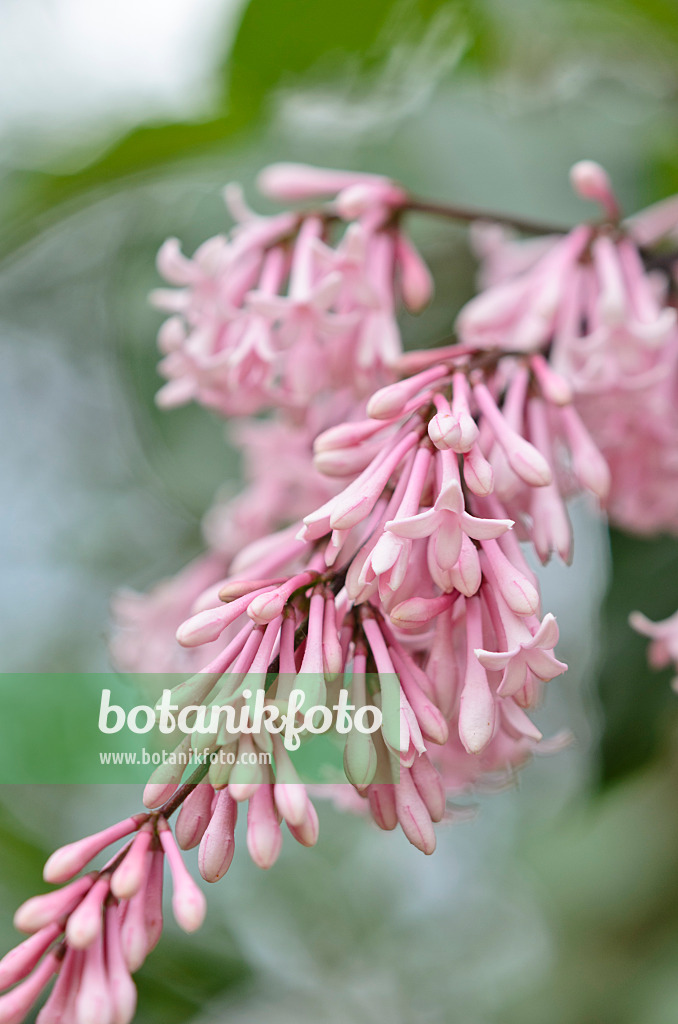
[295,590,326,685]
[334,181,407,218]
[459,598,496,754]
[246,786,282,870]
[257,163,387,201]
[43,817,146,884]
[143,850,164,956]
[328,431,420,531]
[157,315,186,353]
[397,687,426,762]
[156,237,200,286]
[449,533,482,597]
[314,417,393,452]
[314,444,380,477]
[343,726,378,789]
[570,160,619,220]
[247,572,317,624]
[390,593,455,629]
[396,234,434,312]
[463,444,494,496]
[526,398,572,564]
[398,668,449,746]
[322,594,344,681]
[218,577,284,601]
[273,784,309,828]
[593,235,628,323]
[529,354,572,405]
[277,612,299,677]
[176,591,260,647]
[110,825,154,899]
[199,789,237,883]
[35,947,82,1024]
[14,875,96,934]
[142,780,178,811]
[342,650,377,788]
[424,611,460,721]
[531,482,573,565]
[143,735,192,808]
[427,394,458,450]
[0,951,59,1024]
[155,377,196,410]
[560,406,611,501]
[74,933,112,1024]
[482,539,540,617]
[158,823,206,933]
[394,768,437,854]
[362,627,417,763]
[428,388,480,454]
[367,366,447,420]
[65,875,109,949]
[474,383,552,488]
[175,785,215,851]
[119,889,149,974]
[450,373,480,453]
[287,800,320,848]
[367,784,398,831]
[105,906,137,1024]
[228,734,269,800]
[0,923,61,992]
[489,509,539,588]
[410,754,446,823]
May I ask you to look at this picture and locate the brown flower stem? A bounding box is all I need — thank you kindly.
[404,196,570,235]
[156,761,211,819]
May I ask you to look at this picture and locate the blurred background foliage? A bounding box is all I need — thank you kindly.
[2,0,678,1020]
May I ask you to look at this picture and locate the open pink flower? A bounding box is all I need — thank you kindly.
[386,450,513,586]
[630,608,678,688]
[474,611,567,697]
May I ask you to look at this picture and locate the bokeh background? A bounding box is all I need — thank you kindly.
[2,0,678,1020]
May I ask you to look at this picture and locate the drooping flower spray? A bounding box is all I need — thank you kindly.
[5,160,678,1023]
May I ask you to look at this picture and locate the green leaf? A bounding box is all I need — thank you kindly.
[0,0,467,259]
[0,803,49,898]
[225,0,397,114]
[134,936,251,1024]
[0,118,233,260]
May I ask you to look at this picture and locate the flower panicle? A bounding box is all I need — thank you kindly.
[86,155,678,1024]
[460,159,678,534]
[152,164,433,419]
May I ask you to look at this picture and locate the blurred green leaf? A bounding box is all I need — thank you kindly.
[510,749,678,1024]
[0,119,234,261]
[225,0,395,113]
[596,529,678,787]
[612,0,678,40]
[0,0,465,259]
[0,802,49,899]
[134,936,251,1024]
[3,0,678,262]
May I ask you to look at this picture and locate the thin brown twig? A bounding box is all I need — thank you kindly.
[404,196,570,236]
[156,761,211,819]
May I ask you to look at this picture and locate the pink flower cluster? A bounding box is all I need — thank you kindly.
[0,781,325,1023]
[161,341,607,853]
[152,165,432,416]
[0,812,204,1024]
[8,158,678,1024]
[459,161,678,728]
[630,608,678,692]
[460,161,678,534]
